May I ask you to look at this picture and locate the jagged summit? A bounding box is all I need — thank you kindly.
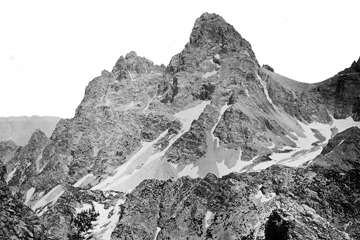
[348,56,360,73]
[339,56,360,74]
[111,51,164,81]
[189,12,242,47]
[167,12,257,73]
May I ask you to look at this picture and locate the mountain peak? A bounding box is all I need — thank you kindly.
[27,128,48,146]
[111,51,159,80]
[167,12,257,73]
[189,12,242,49]
[193,12,226,28]
[338,56,360,74]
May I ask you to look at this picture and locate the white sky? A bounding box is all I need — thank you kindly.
[1,0,360,118]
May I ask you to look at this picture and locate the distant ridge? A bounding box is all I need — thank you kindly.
[0,116,60,146]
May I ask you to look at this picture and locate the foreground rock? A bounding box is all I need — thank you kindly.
[0,161,46,239]
[111,128,360,239]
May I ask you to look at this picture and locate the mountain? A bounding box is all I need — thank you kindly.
[0,116,60,146]
[1,12,360,239]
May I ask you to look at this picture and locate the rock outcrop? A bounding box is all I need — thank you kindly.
[0,161,46,239]
[264,56,360,122]
[0,140,21,164]
[111,146,359,239]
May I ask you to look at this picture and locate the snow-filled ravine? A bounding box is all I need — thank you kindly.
[252,116,360,171]
[32,185,64,216]
[75,198,125,240]
[92,101,211,192]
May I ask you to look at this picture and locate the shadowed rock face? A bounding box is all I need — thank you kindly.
[265,209,295,240]
[111,152,359,239]
[110,127,360,239]
[312,126,360,171]
[265,56,360,122]
[1,12,360,240]
[0,140,21,164]
[0,161,46,239]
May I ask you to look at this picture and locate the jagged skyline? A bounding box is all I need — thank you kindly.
[1,0,360,118]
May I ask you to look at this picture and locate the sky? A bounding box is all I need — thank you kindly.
[1,0,360,118]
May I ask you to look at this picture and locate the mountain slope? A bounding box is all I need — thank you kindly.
[1,12,360,240]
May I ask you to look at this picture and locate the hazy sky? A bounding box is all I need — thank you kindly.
[1,0,360,118]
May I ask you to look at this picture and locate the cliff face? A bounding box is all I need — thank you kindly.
[265,56,360,122]
[111,129,360,240]
[0,161,46,239]
[1,12,360,240]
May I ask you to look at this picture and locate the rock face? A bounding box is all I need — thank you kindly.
[111,145,359,239]
[312,126,360,171]
[0,161,46,239]
[1,12,360,240]
[0,116,60,146]
[262,64,274,72]
[0,140,21,164]
[264,56,360,122]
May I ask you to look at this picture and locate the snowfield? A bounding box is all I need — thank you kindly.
[205,211,213,228]
[211,103,232,148]
[32,185,64,216]
[75,198,125,240]
[252,116,360,171]
[92,101,211,192]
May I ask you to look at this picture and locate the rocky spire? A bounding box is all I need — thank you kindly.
[189,13,243,51]
[338,56,360,74]
[167,12,257,73]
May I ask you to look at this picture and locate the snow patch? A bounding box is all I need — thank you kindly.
[331,116,360,135]
[6,167,17,183]
[32,185,64,216]
[175,101,211,134]
[257,74,277,110]
[267,142,275,149]
[245,89,250,97]
[143,94,157,112]
[254,185,276,203]
[73,173,94,187]
[205,211,213,228]
[92,101,211,192]
[253,116,360,171]
[24,187,35,206]
[216,148,253,177]
[75,203,92,213]
[154,227,161,240]
[92,199,125,240]
[211,103,232,148]
[178,164,199,178]
[75,198,125,240]
[126,101,134,110]
[337,139,345,147]
[202,69,218,78]
[92,129,169,191]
